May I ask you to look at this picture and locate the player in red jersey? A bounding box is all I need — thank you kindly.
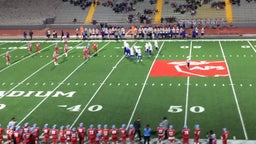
[59,126,66,144]
[222,128,229,144]
[87,124,97,144]
[51,124,58,144]
[96,124,103,143]
[0,124,4,144]
[71,128,78,144]
[65,125,72,143]
[13,126,22,144]
[77,123,85,144]
[36,42,40,53]
[42,124,50,144]
[5,51,10,65]
[83,46,89,60]
[64,37,68,45]
[167,125,176,144]
[119,124,127,144]
[53,51,58,66]
[102,124,110,144]
[157,123,165,144]
[182,125,190,144]
[23,128,31,144]
[31,124,40,144]
[55,43,59,54]
[93,42,98,55]
[128,124,135,144]
[194,124,200,144]
[23,122,30,133]
[86,43,91,55]
[212,134,217,144]
[28,42,32,54]
[64,44,69,57]
[110,125,118,144]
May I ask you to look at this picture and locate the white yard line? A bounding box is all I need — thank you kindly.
[0,43,27,57]
[184,41,193,126]
[0,43,55,73]
[18,42,110,125]
[70,42,137,128]
[219,41,248,140]
[126,41,165,129]
[0,43,83,99]
[247,41,256,53]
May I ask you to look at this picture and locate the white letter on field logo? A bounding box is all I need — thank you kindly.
[52,91,76,97]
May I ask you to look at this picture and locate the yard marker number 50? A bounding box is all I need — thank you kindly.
[168,105,205,113]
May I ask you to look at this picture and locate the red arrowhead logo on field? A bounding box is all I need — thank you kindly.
[150,60,229,77]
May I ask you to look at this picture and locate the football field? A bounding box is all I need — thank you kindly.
[0,39,256,140]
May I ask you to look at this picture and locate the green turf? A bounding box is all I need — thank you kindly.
[0,39,256,140]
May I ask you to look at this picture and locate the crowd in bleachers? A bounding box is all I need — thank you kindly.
[62,0,97,10]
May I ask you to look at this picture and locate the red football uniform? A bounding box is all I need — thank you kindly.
[28,43,32,53]
[194,128,200,143]
[110,128,118,143]
[93,42,98,52]
[87,128,96,144]
[167,128,176,143]
[182,128,190,144]
[83,48,89,59]
[59,129,66,144]
[157,127,165,142]
[222,130,229,144]
[77,126,85,144]
[102,128,110,143]
[64,38,68,45]
[13,129,22,143]
[65,128,72,143]
[7,128,14,142]
[32,127,40,143]
[55,44,59,54]
[71,131,77,144]
[51,128,59,143]
[119,127,127,143]
[64,45,68,53]
[23,131,31,144]
[36,43,40,52]
[0,127,4,142]
[53,51,58,63]
[42,127,50,143]
[97,127,103,142]
[5,52,10,65]
[128,127,136,142]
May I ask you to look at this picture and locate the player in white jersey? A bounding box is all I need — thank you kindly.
[144,42,149,54]
[154,40,159,51]
[137,48,142,62]
[148,42,153,57]
[130,46,135,60]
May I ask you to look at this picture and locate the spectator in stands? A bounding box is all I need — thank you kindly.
[61,30,64,40]
[46,30,51,39]
[66,32,70,39]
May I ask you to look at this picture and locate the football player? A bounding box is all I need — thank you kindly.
[87,124,96,144]
[77,123,85,144]
[0,124,4,144]
[157,123,165,144]
[5,51,10,65]
[182,125,190,144]
[55,43,59,54]
[194,124,200,144]
[110,125,118,144]
[186,56,191,69]
[42,124,50,144]
[32,124,40,144]
[51,124,58,144]
[154,40,159,51]
[53,51,58,66]
[65,125,72,143]
[167,125,176,144]
[36,42,40,53]
[71,128,78,144]
[64,44,69,57]
[59,126,66,144]
[128,124,136,144]
[222,128,229,144]
[102,124,110,144]
[119,124,127,144]
[28,42,32,54]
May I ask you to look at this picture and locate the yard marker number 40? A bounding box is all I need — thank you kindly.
[168,105,205,113]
